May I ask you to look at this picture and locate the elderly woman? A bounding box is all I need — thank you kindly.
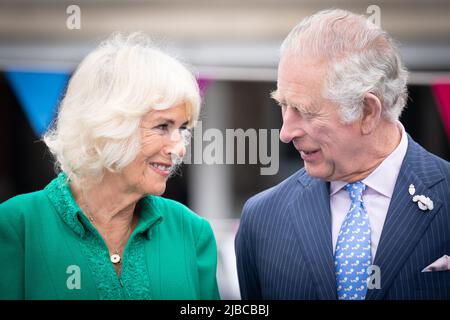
[0,33,220,300]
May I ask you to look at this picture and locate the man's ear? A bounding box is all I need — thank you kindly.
[360,92,382,135]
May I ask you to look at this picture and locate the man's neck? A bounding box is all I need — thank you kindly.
[340,121,402,183]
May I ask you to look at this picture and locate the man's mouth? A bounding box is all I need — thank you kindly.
[301,149,319,155]
[293,140,320,156]
[299,149,320,161]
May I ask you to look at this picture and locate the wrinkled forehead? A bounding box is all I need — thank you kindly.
[278,52,329,82]
[274,53,329,104]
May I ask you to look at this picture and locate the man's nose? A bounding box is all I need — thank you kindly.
[279,107,305,143]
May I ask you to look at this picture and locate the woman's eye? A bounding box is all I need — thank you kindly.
[180,126,192,136]
[155,123,169,131]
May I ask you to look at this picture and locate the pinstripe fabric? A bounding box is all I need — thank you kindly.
[235,135,450,299]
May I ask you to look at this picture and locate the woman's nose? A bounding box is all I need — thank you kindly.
[165,129,187,159]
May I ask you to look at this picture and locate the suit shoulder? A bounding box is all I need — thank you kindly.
[429,152,450,174]
[404,139,450,202]
[416,144,450,183]
[427,152,450,193]
[408,137,450,173]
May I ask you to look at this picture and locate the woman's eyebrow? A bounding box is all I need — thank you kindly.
[146,117,189,127]
[153,117,175,125]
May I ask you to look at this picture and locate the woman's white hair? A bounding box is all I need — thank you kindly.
[281,9,408,123]
[44,32,201,184]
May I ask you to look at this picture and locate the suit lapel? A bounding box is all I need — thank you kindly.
[365,137,444,300]
[288,171,337,300]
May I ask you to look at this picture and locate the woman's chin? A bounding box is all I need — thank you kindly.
[145,184,166,196]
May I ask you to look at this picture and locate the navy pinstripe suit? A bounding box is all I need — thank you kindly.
[235,135,450,299]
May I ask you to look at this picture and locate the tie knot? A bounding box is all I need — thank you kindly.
[345,181,366,203]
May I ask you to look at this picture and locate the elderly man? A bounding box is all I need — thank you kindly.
[235,9,450,300]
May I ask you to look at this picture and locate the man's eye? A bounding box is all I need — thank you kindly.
[291,105,315,119]
[302,112,315,120]
[278,103,287,112]
[278,102,287,108]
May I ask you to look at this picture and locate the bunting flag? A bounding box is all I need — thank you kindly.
[4,70,211,137]
[197,76,212,98]
[5,69,70,136]
[431,78,450,143]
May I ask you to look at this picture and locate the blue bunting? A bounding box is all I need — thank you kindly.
[5,69,70,136]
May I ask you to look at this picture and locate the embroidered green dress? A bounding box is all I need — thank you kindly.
[0,173,220,300]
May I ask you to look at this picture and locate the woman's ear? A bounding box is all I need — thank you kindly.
[360,92,382,135]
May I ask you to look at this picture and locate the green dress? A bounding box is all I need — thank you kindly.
[0,173,220,300]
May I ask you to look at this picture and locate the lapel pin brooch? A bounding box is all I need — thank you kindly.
[409,184,433,211]
[412,194,434,211]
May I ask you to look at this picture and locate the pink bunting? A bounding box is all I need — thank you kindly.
[431,78,450,143]
[197,77,212,99]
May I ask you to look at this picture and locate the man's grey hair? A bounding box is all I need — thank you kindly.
[281,9,408,123]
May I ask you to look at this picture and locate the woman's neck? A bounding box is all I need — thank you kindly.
[71,171,142,232]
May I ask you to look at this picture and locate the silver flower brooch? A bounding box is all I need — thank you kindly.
[409,184,434,211]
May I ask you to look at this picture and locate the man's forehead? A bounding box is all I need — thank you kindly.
[278,54,329,82]
[280,51,328,66]
[275,64,327,104]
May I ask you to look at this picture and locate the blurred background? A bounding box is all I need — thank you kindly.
[0,0,449,299]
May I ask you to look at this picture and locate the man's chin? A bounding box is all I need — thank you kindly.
[304,164,330,180]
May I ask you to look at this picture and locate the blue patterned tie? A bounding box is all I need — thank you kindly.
[335,181,371,300]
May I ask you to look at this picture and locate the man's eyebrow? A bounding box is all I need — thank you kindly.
[270,90,281,102]
[270,91,311,113]
[290,102,307,111]
[279,100,310,114]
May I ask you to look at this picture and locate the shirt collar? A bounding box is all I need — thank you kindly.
[45,172,163,239]
[134,196,163,240]
[330,122,408,198]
